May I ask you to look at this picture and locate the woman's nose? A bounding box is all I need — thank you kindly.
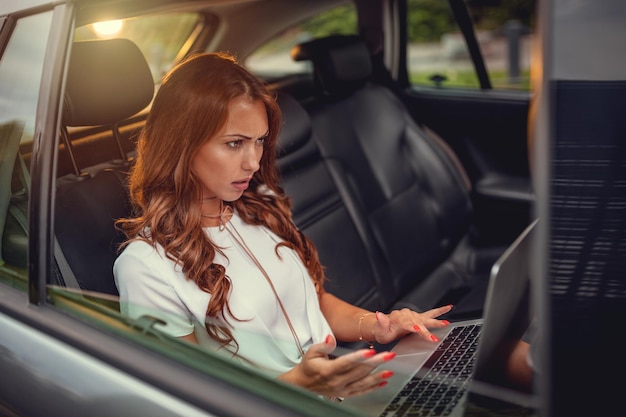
[242,145,262,172]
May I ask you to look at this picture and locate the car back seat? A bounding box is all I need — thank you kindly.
[275,92,396,315]
[287,35,511,319]
[54,38,154,294]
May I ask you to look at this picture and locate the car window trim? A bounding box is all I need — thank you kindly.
[28,4,72,304]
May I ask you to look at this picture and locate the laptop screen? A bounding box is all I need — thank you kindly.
[464,220,536,414]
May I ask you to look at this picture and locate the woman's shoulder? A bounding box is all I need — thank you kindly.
[119,238,156,255]
[114,238,181,286]
[115,239,168,267]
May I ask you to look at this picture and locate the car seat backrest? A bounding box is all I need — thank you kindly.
[291,35,492,317]
[275,91,394,314]
[54,39,154,294]
[55,170,132,294]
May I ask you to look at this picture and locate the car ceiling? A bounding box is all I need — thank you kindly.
[74,0,352,59]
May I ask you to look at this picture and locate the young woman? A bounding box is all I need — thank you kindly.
[114,52,452,399]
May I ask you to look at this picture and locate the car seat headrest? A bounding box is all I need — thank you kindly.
[275,92,313,157]
[63,38,154,127]
[291,35,372,97]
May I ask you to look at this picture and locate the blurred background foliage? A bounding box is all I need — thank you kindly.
[302,0,536,42]
[300,4,357,37]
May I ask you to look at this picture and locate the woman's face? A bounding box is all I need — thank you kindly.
[192,96,268,206]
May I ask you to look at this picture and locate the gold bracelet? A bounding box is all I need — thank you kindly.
[358,313,375,349]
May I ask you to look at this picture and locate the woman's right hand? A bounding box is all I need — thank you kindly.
[277,334,396,398]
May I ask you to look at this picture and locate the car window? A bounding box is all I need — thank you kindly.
[0,11,53,289]
[73,13,202,83]
[407,0,535,90]
[245,3,357,79]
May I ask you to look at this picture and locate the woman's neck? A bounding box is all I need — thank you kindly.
[201,199,233,227]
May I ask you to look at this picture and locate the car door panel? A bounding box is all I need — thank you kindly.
[403,87,533,245]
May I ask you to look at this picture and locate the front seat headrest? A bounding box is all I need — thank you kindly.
[63,38,154,127]
[291,35,373,97]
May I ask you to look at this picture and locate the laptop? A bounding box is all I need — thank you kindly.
[340,219,537,417]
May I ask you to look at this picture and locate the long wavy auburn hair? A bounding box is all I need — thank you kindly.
[117,52,325,350]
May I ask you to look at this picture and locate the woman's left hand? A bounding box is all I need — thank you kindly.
[371,305,453,344]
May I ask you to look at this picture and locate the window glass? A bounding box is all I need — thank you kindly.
[407,0,535,90]
[0,11,53,288]
[73,13,201,82]
[245,4,357,78]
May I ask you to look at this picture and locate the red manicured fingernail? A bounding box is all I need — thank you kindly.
[447,304,454,308]
[383,352,396,361]
[379,381,388,387]
[381,370,394,379]
[430,335,439,342]
[413,325,421,332]
[325,335,332,344]
[364,350,376,358]
[441,320,450,325]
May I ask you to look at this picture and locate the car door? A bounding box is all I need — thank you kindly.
[381,0,536,247]
[0,2,366,416]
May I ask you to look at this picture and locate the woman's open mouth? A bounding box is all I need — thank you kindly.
[232,179,250,191]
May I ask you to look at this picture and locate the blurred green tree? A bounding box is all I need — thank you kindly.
[406,0,536,42]
[301,5,357,37]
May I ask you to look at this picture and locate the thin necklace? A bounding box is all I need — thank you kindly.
[201,200,231,230]
[224,219,306,358]
[225,216,340,403]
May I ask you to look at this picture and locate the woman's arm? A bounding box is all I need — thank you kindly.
[319,292,373,342]
[505,340,533,392]
[319,292,453,345]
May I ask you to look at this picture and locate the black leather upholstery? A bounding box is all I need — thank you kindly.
[63,39,154,126]
[54,39,152,294]
[55,170,131,294]
[282,35,506,319]
[292,35,372,97]
[276,93,392,313]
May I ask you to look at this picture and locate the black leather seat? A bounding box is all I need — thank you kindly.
[54,38,154,294]
[286,35,509,319]
[276,92,393,313]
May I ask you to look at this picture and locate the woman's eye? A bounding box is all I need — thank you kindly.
[227,140,243,149]
[256,137,266,145]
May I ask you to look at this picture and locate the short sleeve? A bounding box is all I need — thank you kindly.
[114,241,195,337]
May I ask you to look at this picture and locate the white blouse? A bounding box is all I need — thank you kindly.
[114,211,332,377]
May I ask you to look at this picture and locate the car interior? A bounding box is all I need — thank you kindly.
[50,35,492,320]
[0,0,540,415]
[0,10,539,417]
[1,0,535,351]
[5,1,626,415]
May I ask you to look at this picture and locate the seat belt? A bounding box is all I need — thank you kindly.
[53,236,82,290]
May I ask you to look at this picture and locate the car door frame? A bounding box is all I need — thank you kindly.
[377,0,535,246]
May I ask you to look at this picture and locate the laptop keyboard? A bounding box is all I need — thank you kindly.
[380,323,482,417]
